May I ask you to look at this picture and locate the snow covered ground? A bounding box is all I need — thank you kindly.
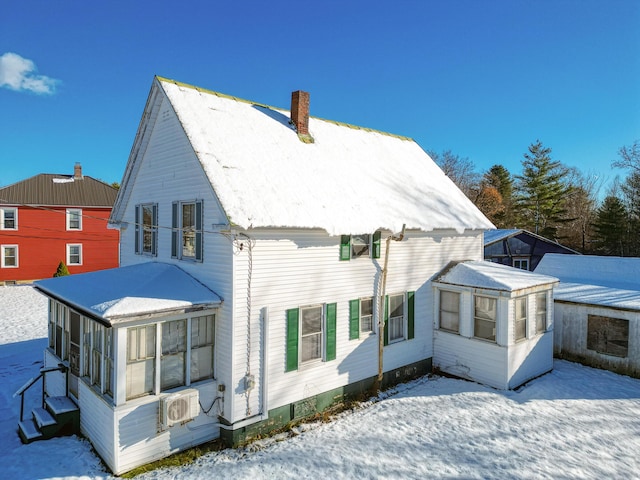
[1,285,639,479]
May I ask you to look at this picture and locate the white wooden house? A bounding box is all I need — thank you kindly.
[18,76,551,474]
[535,254,640,378]
[433,260,557,389]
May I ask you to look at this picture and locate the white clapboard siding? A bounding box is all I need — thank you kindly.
[112,382,220,475]
[77,379,115,473]
[228,229,483,421]
[43,350,68,398]
[434,330,508,388]
[507,333,553,388]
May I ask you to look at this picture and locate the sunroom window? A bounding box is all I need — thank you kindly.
[474,295,497,342]
[439,290,460,333]
[536,293,547,334]
[515,297,527,341]
[161,319,187,390]
[191,315,214,382]
[127,325,156,399]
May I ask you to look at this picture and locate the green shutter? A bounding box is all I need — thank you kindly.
[171,202,178,258]
[325,303,337,361]
[339,235,351,261]
[407,291,415,340]
[195,200,203,262]
[383,295,389,346]
[286,309,299,372]
[134,205,140,254]
[372,231,381,259]
[349,299,360,340]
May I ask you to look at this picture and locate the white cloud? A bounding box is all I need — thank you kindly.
[0,52,60,94]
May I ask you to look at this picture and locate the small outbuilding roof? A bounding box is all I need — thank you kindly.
[535,254,640,311]
[535,254,640,291]
[435,260,558,292]
[34,263,222,324]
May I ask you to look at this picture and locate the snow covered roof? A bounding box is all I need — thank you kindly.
[34,262,222,323]
[535,254,640,291]
[483,229,522,245]
[435,260,558,292]
[552,283,640,311]
[113,77,494,236]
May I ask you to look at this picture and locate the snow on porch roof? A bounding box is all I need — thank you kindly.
[34,262,222,323]
[156,77,494,236]
[435,260,558,292]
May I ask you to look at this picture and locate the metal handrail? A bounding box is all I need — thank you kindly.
[14,364,68,422]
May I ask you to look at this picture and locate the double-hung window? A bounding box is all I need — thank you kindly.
[172,200,203,261]
[191,315,215,382]
[383,291,415,345]
[161,319,187,390]
[340,231,381,261]
[439,290,460,333]
[513,258,529,270]
[135,203,158,256]
[127,325,156,399]
[535,293,547,334]
[67,244,82,265]
[474,295,497,342]
[286,303,336,371]
[1,208,17,230]
[515,297,527,341]
[1,245,18,268]
[66,208,82,230]
[349,297,374,340]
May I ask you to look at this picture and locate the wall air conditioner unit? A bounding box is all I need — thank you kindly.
[160,389,200,427]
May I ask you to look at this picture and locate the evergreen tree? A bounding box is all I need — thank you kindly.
[592,196,628,256]
[53,261,70,277]
[482,165,514,227]
[621,171,640,255]
[514,140,571,239]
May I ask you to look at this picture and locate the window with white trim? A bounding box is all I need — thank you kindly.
[439,290,460,333]
[171,200,203,261]
[127,325,156,399]
[515,297,527,341]
[1,245,18,268]
[66,208,82,230]
[286,303,336,371]
[135,203,158,256]
[513,258,529,270]
[1,208,17,230]
[474,295,497,342]
[387,293,405,343]
[535,292,547,334]
[67,244,82,265]
[339,232,381,260]
[125,313,217,400]
[191,314,215,382]
[349,297,374,340]
[161,319,187,390]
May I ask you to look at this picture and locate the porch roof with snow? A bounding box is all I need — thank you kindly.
[111,77,494,236]
[34,263,222,325]
[435,260,558,292]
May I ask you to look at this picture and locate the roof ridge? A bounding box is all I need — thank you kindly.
[155,76,414,142]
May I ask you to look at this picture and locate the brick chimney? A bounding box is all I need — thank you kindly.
[74,162,83,180]
[290,90,310,136]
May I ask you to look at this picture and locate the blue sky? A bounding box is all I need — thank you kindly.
[1,0,639,194]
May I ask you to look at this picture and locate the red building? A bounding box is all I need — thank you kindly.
[0,164,119,283]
